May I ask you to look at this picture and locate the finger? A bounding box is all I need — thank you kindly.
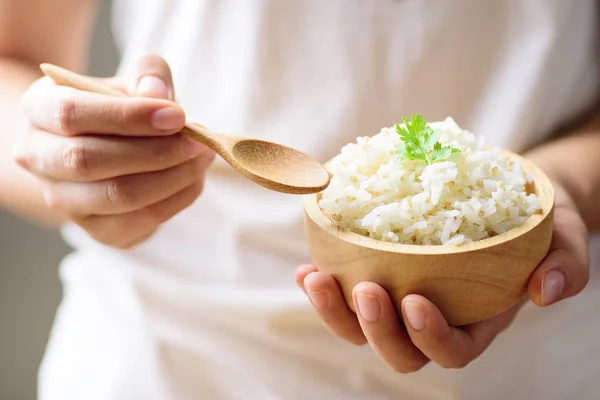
[294,264,317,294]
[43,151,215,216]
[528,203,589,306]
[353,283,428,373]
[401,294,521,369]
[124,54,176,100]
[76,180,204,248]
[303,272,367,345]
[14,126,209,182]
[22,77,185,136]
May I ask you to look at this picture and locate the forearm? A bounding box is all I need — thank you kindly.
[525,108,600,232]
[0,58,63,226]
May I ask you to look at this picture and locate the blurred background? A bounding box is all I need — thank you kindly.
[0,1,119,398]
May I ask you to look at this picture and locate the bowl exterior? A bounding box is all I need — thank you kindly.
[303,205,554,326]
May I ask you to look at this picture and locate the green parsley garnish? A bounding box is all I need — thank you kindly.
[395,114,460,165]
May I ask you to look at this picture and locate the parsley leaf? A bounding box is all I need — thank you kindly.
[395,114,460,165]
[430,142,461,163]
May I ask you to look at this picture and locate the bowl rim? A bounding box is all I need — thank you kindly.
[303,150,555,255]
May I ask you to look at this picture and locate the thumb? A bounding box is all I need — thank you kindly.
[528,201,589,307]
[125,54,176,101]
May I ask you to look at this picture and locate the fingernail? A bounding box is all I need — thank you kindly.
[403,301,426,332]
[137,76,168,98]
[308,291,328,309]
[541,269,565,305]
[356,293,380,323]
[151,107,185,131]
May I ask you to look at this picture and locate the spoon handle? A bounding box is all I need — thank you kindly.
[39,63,229,151]
[40,63,127,98]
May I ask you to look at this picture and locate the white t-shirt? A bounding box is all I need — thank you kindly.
[39,1,600,399]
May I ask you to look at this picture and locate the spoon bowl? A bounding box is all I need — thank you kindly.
[40,63,331,195]
[183,123,331,194]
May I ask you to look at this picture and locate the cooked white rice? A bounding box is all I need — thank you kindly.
[319,117,542,246]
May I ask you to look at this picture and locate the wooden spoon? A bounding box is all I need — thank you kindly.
[39,63,331,195]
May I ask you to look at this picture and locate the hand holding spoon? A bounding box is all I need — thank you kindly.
[39,63,330,194]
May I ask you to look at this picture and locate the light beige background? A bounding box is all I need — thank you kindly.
[0,1,119,398]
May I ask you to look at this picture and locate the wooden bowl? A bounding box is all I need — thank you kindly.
[302,152,555,326]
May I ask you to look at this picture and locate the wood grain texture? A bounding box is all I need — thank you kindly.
[39,63,330,195]
[303,151,555,326]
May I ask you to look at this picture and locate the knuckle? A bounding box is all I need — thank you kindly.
[12,152,30,170]
[12,140,33,171]
[104,179,134,210]
[56,90,78,135]
[61,141,95,179]
[42,189,61,212]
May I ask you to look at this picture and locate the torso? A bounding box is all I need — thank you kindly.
[39,1,600,399]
